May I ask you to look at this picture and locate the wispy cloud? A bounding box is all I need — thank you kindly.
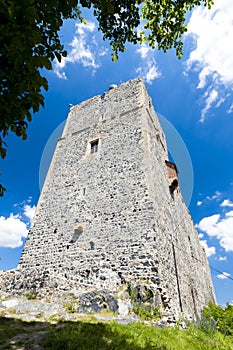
[206,191,221,201]
[136,43,161,84]
[227,103,233,114]
[54,22,107,79]
[219,256,227,261]
[216,272,231,280]
[0,203,35,248]
[200,89,218,123]
[185,0,233,121]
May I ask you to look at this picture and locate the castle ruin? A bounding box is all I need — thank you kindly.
[1,78,215,318]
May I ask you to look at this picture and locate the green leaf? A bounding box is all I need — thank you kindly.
[0,147,7,159]
[0,184,6,197]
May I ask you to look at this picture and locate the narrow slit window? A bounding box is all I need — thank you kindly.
[90,139,99,154]
[188,236,194,258]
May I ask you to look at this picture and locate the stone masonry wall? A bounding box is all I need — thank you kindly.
[1,78,215,318]
[18,80,161,295]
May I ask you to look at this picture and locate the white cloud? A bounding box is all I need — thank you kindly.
[76,21,95,36]
[216,97,225,108]
[23,205,36,221]
[55,70,68,80]
[196,211,233,252]
[220,199,233,208]
[228,103,233,114]
[216,272,231,280]
[185,0,233,121]
[200,239,216,257]
[136,43,161,84]
[0,204,35,248]
[187,0,233,87]
[54,21,104,79]
[196,214,220,234]
[200,89,218,123]
[137,44,150,59]
[13,197,32,207]
[0,214,28,248]
[197,200,203,206]
[145,65,160,84]
[219,256,227,261]
[206,190,221,201]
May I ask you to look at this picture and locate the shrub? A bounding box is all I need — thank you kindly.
[126,282,161,320]
[133,303,161,321]
[65,302,76,314]
[202,302,233,336]
[27,293,37,300]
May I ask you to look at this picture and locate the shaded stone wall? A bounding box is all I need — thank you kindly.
[1,78,215,318]
[169,195,216,316]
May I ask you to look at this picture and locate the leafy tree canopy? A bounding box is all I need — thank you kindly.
[0,0,213,195]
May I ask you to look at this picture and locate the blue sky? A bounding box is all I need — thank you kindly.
[1,0,233,306]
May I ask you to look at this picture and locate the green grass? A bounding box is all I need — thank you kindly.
[0,316,232,350]
[0,317,29,342]
[0,316,56,349]
[43,321,233,350]
[133,303,161,320]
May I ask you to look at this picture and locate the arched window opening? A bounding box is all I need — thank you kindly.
[90,139,99,154]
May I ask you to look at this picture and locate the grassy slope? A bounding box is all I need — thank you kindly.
[0,316,233,350]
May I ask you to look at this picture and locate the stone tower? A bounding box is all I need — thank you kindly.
[17,78,215,317]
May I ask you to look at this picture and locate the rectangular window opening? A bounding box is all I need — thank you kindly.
[90,139,99,154]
